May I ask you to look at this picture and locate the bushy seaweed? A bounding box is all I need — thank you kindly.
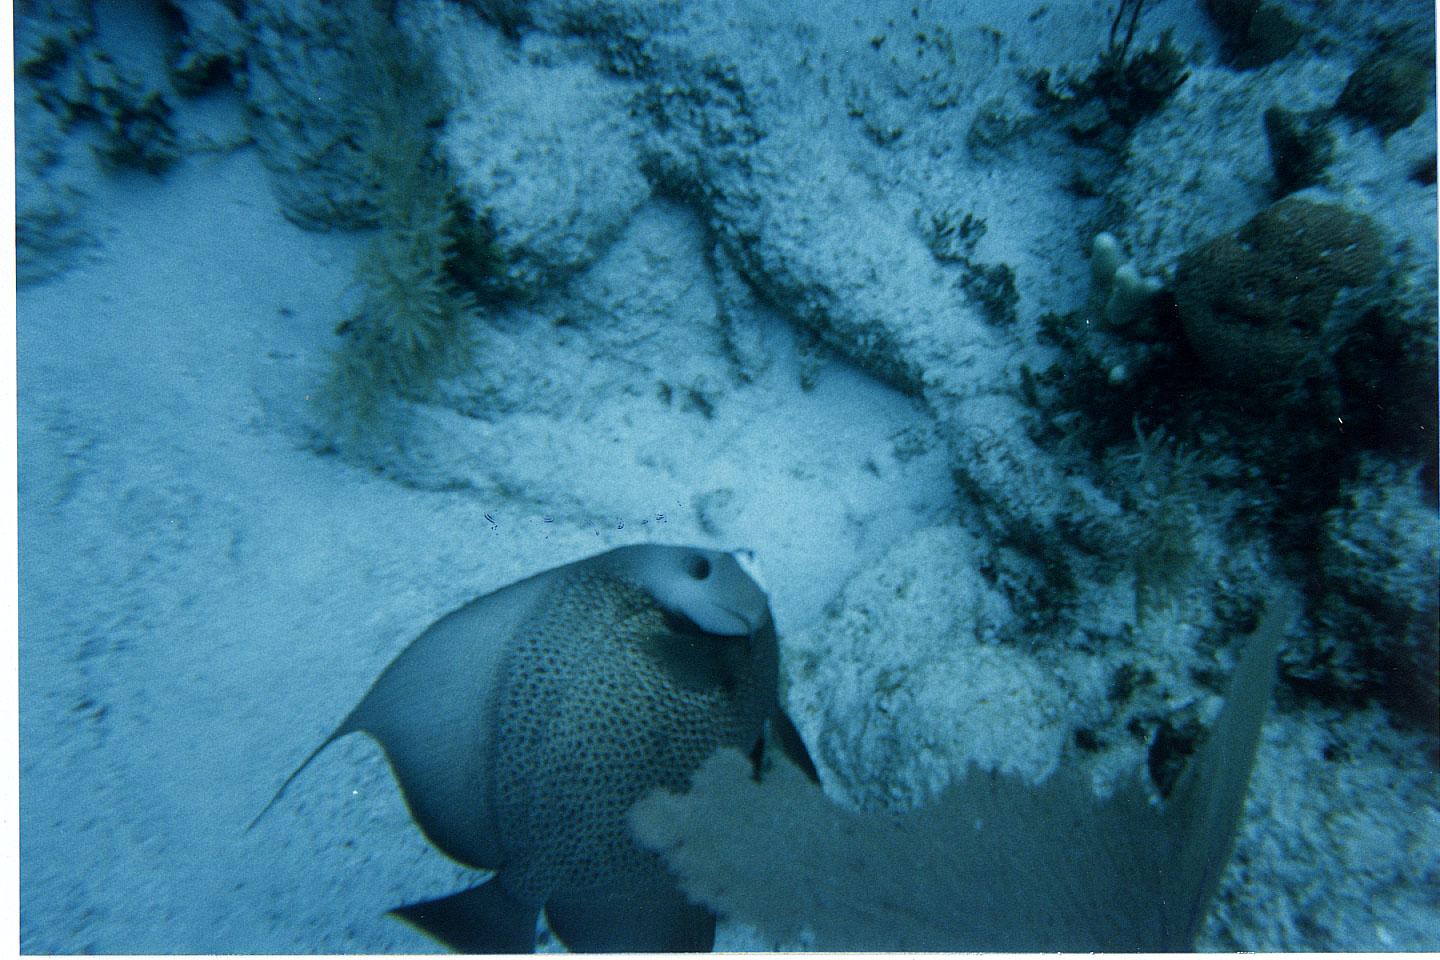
[1028,0,1189,148]
[1108,418,1215,613]
[316,5,483,449]
[1088,1,1189,129]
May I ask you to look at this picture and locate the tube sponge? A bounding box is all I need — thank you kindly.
[1091,231,1163,332]
[630,594,1296,951]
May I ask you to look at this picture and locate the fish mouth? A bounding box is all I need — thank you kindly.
[731,548,769,594]
[664,604,751,640]
[703,603,751,637]
[709,600,770,639]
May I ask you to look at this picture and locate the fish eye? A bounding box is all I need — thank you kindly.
[684,554,711,580]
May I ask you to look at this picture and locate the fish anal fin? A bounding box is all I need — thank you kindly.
[390,880,540,954]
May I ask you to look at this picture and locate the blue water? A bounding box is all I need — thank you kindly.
[16,0,1438,952]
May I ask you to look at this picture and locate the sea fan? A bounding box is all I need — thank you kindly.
[631,594,1295,950]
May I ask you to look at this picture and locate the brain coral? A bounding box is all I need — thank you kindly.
[1335,50,1433,138]
[1172,197,1387,389]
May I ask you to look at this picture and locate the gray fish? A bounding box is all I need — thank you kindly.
[253,544,816,952]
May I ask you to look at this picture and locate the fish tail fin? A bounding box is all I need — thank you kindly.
[390,881,540,953]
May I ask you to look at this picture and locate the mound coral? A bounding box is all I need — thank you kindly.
[1335,49,1433,138]
[1171,198,1387,391]
[1204,0,1304,69]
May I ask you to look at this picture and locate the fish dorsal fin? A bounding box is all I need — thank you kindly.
[251,567,558,870]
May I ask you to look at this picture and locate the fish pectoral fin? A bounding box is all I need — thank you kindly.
[770,710,820,784]
[545,882,716,953]
[390,880,539,954]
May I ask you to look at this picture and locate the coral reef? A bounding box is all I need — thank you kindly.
[84,78,179,174]
[1263,105,1336,195]
[15,0,194,283]
[1335,48,1433,138]
[242,0,386,228]
[1211,706,1440,949]
[1110,59,1347,270]
[1171,197,1388,393]
[17,4,179,174]
[20,0,1429,947]
[783,525,1046,810]
[1309,454,1439,731]
[1204,0,1304,70]
[167,0,248,93]
[428,10,652,298]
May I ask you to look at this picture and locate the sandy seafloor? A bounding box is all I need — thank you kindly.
[14,0,1440,954]
[17,136,960,956]
[16,55,957,960]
